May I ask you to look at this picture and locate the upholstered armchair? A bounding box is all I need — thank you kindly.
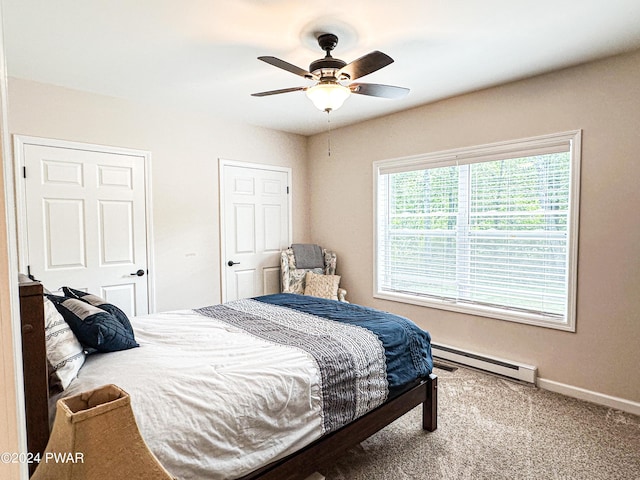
[281,247,347,302]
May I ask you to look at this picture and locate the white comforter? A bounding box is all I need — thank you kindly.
[59,309,326,479]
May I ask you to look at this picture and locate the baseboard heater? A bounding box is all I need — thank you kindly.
[431,342,537,384]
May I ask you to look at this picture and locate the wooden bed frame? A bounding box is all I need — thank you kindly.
[19,281,437,479]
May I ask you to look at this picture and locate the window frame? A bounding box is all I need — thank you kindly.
[373,130,582,331]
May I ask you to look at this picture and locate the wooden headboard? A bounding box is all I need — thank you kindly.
[18,281,50,476]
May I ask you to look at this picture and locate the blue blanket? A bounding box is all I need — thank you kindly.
[254,293,433,390]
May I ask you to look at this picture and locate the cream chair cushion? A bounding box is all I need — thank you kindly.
[304,272,341,301]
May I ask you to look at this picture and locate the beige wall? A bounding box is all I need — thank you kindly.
[7,78,310,311]
[308,49,640,403]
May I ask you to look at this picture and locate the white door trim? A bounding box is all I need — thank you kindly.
[13,135,157,313]
[0,9,30,475]
[218,158,292,303]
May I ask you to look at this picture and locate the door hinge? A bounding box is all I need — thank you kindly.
[23,166,27,178]
[286,186,290,194]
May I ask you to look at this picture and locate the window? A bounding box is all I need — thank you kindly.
[374,131,581,331]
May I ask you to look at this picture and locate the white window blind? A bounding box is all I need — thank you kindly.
[375,131,581,330]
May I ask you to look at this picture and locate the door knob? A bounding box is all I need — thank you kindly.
[227,260,240,267]
[130,269,145,277]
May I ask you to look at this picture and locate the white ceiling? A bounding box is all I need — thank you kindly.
[3,0,640,136]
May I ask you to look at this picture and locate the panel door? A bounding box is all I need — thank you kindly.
[222,163,290,302]
[22,142,149,317]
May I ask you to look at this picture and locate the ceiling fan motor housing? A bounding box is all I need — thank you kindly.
[309,33,348,79]
[309,58,346,77]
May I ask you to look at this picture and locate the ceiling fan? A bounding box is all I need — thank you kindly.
[251,33,409,112]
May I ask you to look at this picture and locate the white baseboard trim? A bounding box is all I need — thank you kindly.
[537,377,640,416]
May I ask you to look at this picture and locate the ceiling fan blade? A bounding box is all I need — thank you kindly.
[339,51,394,80]
[251,86,306,97]
[350,83,410,99]
[258,56,317,79]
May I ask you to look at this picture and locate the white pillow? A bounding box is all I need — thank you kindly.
[44,296,85,390]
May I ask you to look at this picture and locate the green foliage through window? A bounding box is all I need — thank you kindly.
[376,132,580,328]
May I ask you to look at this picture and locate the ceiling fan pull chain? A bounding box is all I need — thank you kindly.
[326,110,332,157]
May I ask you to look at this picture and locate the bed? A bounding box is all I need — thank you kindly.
[19,281,437,479]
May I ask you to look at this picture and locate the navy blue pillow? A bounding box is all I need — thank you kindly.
[62,287,134,335]
[46,294,138,353]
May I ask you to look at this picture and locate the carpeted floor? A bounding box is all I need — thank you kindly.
[320,364,640,480]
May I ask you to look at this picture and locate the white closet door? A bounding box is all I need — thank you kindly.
[221,162,291,302]
[21,140,150,317]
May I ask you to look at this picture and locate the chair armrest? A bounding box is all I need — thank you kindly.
[338,288,348,303]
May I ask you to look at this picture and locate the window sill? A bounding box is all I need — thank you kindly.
[374,290,576,332]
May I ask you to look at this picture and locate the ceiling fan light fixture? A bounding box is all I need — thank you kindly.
[306,83,351,112]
